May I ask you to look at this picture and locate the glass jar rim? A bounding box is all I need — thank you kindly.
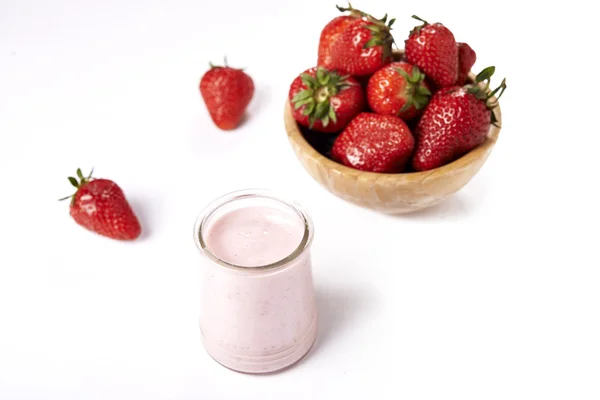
[193,188,314,272]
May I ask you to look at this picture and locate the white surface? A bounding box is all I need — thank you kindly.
[0,0,598,399]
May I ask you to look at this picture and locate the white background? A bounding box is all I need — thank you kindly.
[1,0,599,399]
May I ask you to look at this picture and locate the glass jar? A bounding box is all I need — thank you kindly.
[193,189,317,373]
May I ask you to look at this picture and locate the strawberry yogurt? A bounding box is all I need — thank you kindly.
[194,189,317,373]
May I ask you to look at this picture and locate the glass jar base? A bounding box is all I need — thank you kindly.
[200,313,318,374]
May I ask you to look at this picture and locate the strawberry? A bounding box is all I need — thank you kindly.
[289,66,365,133]
[412,67,507,171]
[405,15,458,88]
[60,169,142,241]
[199,58,254,130]
[456,42,477,85]
[366,61,431,121]
[330,14,395,76]
[318,15,356,69]
[331,112,415,173]
[317,4,367,69]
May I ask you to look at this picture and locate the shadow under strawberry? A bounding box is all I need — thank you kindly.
[299,125,340,159]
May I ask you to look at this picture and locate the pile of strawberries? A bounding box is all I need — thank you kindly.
[288,4,506,173]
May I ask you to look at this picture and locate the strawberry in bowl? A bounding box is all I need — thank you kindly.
[288,66,365,133]
[284,7,507,214]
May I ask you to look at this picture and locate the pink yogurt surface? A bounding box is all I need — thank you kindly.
[204,205,304,267]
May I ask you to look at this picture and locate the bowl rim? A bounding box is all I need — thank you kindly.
[284,53,502,183]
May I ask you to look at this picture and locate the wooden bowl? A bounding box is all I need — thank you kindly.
[284,60,502,214]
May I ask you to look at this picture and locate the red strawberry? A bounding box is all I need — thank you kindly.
[366,61,431,121]
[199,59,254,130]
[318,4,368,69]
[330,14,395,76]
[405,15,458,88]
[412,67,507,171]
[289,66,365,133]
[456,42,477,85]
[332,112,415,173]
[318,15,356,69]
[61,169,142,241]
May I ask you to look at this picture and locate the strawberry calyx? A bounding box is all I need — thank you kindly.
[336,2,395,62]
[394,65,432,113]
[361,16,395,65]
[59,168,94,203]
[409,15,429,36]
[208,56,243,71]
[335,2,368,18]
[336,2,392,25]
[363,18,395,48]
[466,66,507,125]
[291,67,352,128]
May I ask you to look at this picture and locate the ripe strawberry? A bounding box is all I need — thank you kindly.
[318,15,356,69]
[405,15,458,88]
[60,169,142,241]
[366,61,431,121]
[199,59,254,130]
[412,67,507,171]
[332,112,415,173]
[318,4,367,69]
[456,42,477,85]
[330,14,395,76]
[289,66,365,133]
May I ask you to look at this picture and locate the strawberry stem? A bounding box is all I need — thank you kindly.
[336,2,366,18]
[208,56,242,70]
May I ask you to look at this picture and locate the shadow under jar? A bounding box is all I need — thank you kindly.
[193,189,318,374]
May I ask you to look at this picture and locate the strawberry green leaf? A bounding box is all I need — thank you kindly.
[399,103,411,114]
[475,66,495,83]
[315,101,329,119]
[300,73,318,89]
[322,115,330,127]
[394,68,411,81]
[487,78,507,102]
[411,15,428,24]
[316,68,326,85]
[294,97,313,109]
[303,102,316,115]
[292,90,313,103]
[409,15,428,36]
[76,168,83,179]
[328,106,337,123]
[365,37,382,48]
[418,86,432,96]
[413,93,429,109]
[68,177,79,188]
